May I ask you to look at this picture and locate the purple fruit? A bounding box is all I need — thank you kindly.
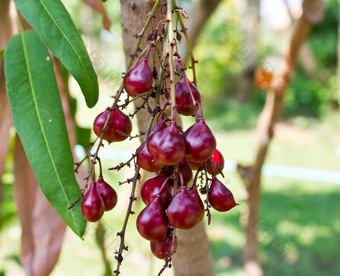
[136,197,169,242]
[167,187,202,229]
[184,119,216,163]
[147,122,186,165]
[208,177,237,212]
[81,182,105,222]
[93,109,132,143]
[150,232,178,259]
[96,177,118,211]
[124,59,153,97]
[141,172,172,208]
[175,78,201,116]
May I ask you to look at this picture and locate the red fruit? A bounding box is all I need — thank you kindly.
[81,182,105,222]
[207,149,225,175]
[147,122,186,165]
[208,177,237,212]
[124,59,153,97]
[150,232,178,259]
[167,187,202,229]
[141,172,172,208]
[93,109,132,143]
[136,118,169,172]
[184,119,216,163]
[136,142,164,172]
[175,78,202,116]
[136,197,169,242]
[96,177,118,211]
[165,157,193,186]
[188,187,204,222]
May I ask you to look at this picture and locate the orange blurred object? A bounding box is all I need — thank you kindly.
[254,68,274,90]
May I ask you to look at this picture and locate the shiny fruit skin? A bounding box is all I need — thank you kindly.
[136,197,169,242]
[207,149,225,175]
[147,122,186,165]
[175,78,202,116]
[96,177,118,211]
[93,109,132,143]
[188,187,204,221]
[150,233,178,259]
[167,187,202,229]
[81,182,105,222]
[208,177,237,212]
[184,119,216,163]
[141,172,172,208]
[136,141,164,172]
[124,59,153,97]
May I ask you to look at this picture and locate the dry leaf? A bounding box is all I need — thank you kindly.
[13,135,67,276]
[0,0,14,178]
[83,0,112,31]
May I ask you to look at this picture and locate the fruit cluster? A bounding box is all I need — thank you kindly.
[81,159,118,222]
[76,3,237,273]
[81,54,237,259]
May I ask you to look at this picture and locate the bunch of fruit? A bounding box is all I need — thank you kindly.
[76,2,237,273]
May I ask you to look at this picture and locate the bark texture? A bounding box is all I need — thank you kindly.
[120,1,214,275]
[238,1,325,275]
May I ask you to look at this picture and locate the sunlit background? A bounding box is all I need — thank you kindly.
[1,0,339,275]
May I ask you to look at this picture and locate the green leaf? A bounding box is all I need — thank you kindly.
[4,30,86,237]
[14,0,99,108]
[75,125,92,149]
[0,49,4,59]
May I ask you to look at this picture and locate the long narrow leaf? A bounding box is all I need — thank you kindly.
[14,0,99,108]
[4,30,86,237]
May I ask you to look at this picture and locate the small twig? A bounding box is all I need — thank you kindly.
[175,10,197,86]
[203,163,212,225]
[166,0,176,120]
[109,154,136,171]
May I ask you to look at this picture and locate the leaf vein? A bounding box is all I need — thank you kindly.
[20,31,79,234]
[38,0,95,95]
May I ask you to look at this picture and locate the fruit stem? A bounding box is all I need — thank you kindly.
[175,10,197,86]
[127,0,161,70]
[97,157,103,178]
[114,167,140,275]
[166,0,176,120]
[114,67,163,274]
[203,163,212,225]
[207,159,216,177]
[197,101,204,119]
[157,176,171,195]
[173,55,199,119]
[179,171,185,187]
[144,43,153,60]
[193,168,202,187]
[91,160,96,182]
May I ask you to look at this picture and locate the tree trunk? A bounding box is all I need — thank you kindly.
[235,0,260,102]
[120,1,214,275]
[238,1,326,276]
